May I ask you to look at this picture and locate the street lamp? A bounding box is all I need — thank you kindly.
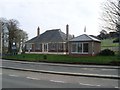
[0,22,2,58]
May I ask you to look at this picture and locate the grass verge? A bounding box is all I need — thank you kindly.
[2,54,120,66]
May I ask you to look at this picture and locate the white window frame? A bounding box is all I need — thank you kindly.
[71,42,89,54]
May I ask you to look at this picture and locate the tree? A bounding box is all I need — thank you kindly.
[0,18,9,54]
[7,19,19,53]
[7,19,28,53]
[0,18,28,54]
[15,29,28,53]
[101,0,119,31]
[101,0,120,55]
[99,30,108,39]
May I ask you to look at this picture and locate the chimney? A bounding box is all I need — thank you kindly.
[66,24,69,53]
[73,35,75,38]
[66,24,69,41]
[37,26,40,36]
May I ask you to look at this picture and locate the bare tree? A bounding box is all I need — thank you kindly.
[101,0,120,56]
[15,29,28,53]
[101,0,120,32]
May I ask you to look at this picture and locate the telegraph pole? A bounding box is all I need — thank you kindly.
[117,24,120,57]
[118,1,120,57]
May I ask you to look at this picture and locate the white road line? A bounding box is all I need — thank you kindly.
[8,74,19,77]
[26,77,39,80]
[101,69,115,71]
[0,73,2,75]
[50,80,65,83]
[115,86,119,88]
[79,83,101,87]
[82,68,95,70]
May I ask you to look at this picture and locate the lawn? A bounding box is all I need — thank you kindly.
[101,38,119,53]
[2,54,120,65]
[101,38,118,47]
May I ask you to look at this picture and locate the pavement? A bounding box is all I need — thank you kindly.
[2,59,120,69]
[1,59,120,79]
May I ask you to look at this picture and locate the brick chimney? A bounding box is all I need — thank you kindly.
[37,26,40,36]
[66,24,69,41]
[66,24,69,53]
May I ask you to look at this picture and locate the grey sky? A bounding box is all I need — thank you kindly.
[0,0,104,39]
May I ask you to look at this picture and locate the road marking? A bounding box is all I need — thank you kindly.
[8,74,19,77]
[79,83,101,87]
[50,80,65,83]
[26,77,40,80]
[0,73,2,75]
[82,68,95,70]
[115,86,119,88]
[101,69,115,71]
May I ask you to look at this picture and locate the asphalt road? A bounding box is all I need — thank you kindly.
[2,69,119,88]
[2,59,119,77]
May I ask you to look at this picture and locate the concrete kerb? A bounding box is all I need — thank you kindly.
[1,66,120,80]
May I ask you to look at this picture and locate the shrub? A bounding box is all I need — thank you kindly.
[99,49,115,56]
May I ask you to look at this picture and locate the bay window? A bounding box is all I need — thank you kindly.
[71,42,89,53]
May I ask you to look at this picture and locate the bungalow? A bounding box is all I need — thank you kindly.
[25,25,73,54]
[69,34,101,56]
[25,25,101,56]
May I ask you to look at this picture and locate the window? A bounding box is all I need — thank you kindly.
[71,43,77,52]
[78,43,82,52]
[83,43,88,53]
[71,42,89,53]
[42,43,48,52]
[58,43,64,51]
[35,43,40,50]
[44,43,48,52]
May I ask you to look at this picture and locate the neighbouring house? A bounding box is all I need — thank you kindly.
[69,34,101,56]
[25,25,73,54]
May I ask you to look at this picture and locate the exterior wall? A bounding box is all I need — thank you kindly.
[94,42,101,54]
[88,42,92,55]
[88,42,101,55]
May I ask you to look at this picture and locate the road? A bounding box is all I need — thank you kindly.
[2,59,119,78]
[2,69,119,88]
[1,59,119,88]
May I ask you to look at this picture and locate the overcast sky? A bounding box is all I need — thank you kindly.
[0,0,104,39]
